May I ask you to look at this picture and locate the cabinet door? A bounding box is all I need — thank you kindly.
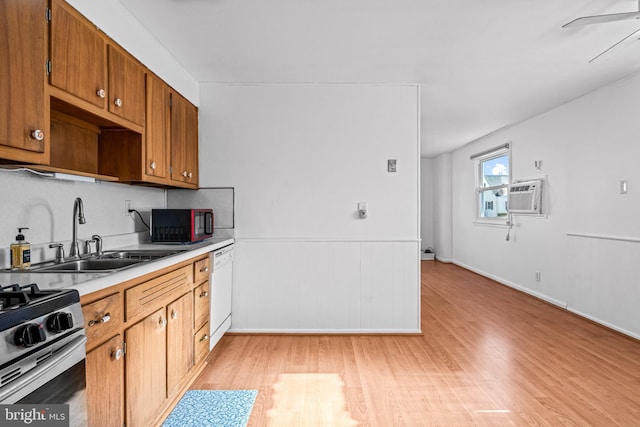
[86,335,124,427]
[108,45,145,126]
[50,0,106,108]
[167,293,194,398]
[194,282,210,331]
[170,91,199,188]
[125,308,167,427]
[0,0,48,160]
[145,73,170,181]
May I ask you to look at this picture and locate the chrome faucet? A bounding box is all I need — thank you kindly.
[70,197,86,258]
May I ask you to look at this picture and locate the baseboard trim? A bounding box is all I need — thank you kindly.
[451,259,566,308]
[451,259,640,341]
[227,328,423,335]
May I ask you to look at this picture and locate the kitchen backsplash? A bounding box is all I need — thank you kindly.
[0,169,165,269]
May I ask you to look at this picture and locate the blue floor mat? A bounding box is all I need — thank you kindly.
[162,390,258,427]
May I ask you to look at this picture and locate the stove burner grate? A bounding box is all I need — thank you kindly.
[0,283,60,312]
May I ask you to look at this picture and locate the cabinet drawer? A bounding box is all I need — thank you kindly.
[126,265,191,322]
[82,293,122,350]
[193,256,210,284]
[194,322,210,365]
[194,282,209,330]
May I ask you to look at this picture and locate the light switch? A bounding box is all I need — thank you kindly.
[620,180,628,194]
[358,202,367,218]
[387,159,397,173]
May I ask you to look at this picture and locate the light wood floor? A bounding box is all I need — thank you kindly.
[192,261,640,426]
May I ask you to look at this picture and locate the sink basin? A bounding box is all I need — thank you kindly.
[36,258,143,272]
[101,249,187,260]
[12,248,189,273]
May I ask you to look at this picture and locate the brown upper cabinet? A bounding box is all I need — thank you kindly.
[170,91,199,188]
[0,0,199,188]
[49,0,145,128]
[0,0,49,164]
[144,73,171,183]
[49,0,107,110]
[108,45,146,127]
[100,73,200,188]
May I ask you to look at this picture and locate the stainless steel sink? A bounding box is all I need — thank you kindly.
[36,258,143,272]
[12,248,189,273]
[101,249,187,260]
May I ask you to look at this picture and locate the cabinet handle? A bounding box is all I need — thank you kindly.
[200,291,209,298]
[96,88,106,98]
[30,129,44,141]
[199,334,209,342]
[150,161,157,170]
[111,348,123,361]
[199,266,209,273]
[159,317,167,327]
[114,98,123,107]
[88,313,111,327]
[171,310,178,320]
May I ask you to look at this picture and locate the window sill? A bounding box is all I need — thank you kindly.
[473,219,510,228]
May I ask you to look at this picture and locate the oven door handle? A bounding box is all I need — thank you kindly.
[0,335,87,404]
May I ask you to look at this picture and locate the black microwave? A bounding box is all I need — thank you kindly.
[151,209,213,243]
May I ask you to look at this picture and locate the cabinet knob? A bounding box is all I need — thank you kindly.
[199,334,209,342]
[114,98,123,107]
[171,310,178,320]
[200,266,209,273]
[182,171,188,177]
[88,313,111,327]
[188,172,193,178]
[150,161,157,170]
[111,348,123,361]
[159,317,167,327]
[200,291,209,298]
[96,88,106,98]
[30,129,44,141]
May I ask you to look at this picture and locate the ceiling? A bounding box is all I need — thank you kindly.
[118,0,640,157]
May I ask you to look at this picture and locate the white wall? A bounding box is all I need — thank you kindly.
[432,152,453,262]
[0,171,164,269]
[199,83,421,332]
[437,70,640,339]
[420,157,434,251]
[65,0,199,105]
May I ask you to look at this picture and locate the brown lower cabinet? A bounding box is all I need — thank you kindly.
[86,335,124,427]
[81,254,210,427]
[125,307,168,427]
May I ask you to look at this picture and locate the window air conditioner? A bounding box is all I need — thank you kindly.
[508,179,543,215]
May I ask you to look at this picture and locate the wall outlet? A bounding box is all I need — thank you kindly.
[535,271,541,282]
[125,200,131,216]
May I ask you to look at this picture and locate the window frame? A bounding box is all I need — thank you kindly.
[474,145,511,223]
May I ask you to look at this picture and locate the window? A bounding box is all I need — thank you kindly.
[473,144,510,220]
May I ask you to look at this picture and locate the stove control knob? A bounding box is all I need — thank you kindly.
[14,323,46,347]
[47,312,74,333]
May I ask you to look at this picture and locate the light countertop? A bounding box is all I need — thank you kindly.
[0,238,234,296]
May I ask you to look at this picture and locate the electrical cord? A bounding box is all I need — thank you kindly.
[129,209,150,229]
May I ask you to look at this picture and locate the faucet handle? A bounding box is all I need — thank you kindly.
[84,238,96,256]
[48,243,65,263]
[91,234,103,256]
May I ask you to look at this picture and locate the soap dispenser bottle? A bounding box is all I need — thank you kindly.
[10,227,31,271]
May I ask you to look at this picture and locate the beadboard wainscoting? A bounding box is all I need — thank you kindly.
[230,239,421,333]
[567,233,640,340]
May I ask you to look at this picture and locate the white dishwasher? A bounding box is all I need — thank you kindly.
[209,244,234,350]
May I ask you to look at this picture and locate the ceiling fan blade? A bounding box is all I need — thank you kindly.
[588,27,640,63]
[563,11,640,28]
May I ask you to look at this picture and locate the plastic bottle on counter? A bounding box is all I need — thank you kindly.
[10,227,31,271]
